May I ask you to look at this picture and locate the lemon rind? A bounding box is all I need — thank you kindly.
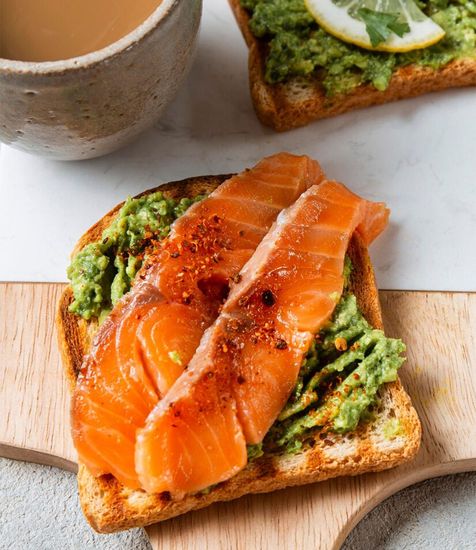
[305,0,445,53]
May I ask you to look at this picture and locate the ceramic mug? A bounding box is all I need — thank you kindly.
[0,0,202,160]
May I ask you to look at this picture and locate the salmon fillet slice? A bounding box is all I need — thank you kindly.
[72,153,324,488]
[136,181,389,496]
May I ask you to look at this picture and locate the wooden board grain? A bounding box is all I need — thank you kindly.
[1,283,475,550]
[0,282,76,471]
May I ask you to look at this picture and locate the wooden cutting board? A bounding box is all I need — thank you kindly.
[1,282,475,550]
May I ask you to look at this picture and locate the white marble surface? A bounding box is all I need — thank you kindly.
[0,0,475,290]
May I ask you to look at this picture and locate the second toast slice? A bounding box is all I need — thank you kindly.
[229,0,476,131]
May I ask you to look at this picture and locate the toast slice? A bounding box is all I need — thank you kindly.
[56,175,421,533]
[229,0,476,131]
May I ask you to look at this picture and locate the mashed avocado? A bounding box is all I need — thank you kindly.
[383,418,404,439]
[241,0,476,95]
[67,192,205,321]
[261,293,405,453]
[68,196,405,447]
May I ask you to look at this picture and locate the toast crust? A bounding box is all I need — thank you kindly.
[229,0,476,131]
[56,176,421,533]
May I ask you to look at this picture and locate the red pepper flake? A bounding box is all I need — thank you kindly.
[261,289,276,307]
[275,339,288,350]
[237,375,246,385]
[335,337,348,351]
[238,296,248,307]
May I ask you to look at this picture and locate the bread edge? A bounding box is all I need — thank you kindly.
[56,176,421,533]
[229,0,476,131]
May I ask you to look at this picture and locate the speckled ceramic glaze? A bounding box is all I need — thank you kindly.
[0,0,201,160]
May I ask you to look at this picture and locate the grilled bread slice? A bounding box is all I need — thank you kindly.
[56,175,421,533]
[229,0,476,131]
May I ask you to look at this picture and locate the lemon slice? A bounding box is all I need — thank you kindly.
[305,0,445,52]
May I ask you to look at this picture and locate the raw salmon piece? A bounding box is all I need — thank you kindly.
[135,327,248,498]
[72,285,163,488]
[72,153,324,488]
[136,181,388,495]
[136,302,206,396]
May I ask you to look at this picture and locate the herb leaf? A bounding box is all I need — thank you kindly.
[357,8,410,48]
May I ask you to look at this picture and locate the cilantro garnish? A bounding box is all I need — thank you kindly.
[357,8,410,48]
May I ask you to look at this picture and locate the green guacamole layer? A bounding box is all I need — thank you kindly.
[241,0,476,96]
[67,192,205,321]
[247,292,405,457]
[67,196,405,441]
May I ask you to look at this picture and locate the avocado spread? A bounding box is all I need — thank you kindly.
[240,0,476,96]
[68,198,405,447]
[245,292,406,455]
[383,418,404,439]
[67,192,205,321]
